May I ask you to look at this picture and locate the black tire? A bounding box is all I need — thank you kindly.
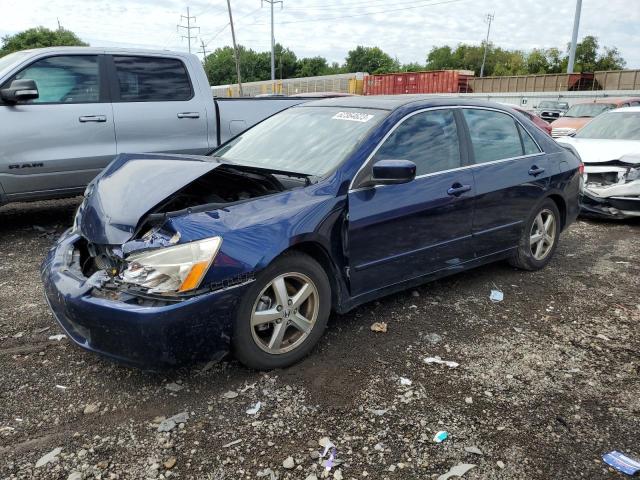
[232,252,331,370]
[509,198,561,271]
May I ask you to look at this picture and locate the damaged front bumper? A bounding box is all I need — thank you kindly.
[40,230,252,369]
[581,166,640,219]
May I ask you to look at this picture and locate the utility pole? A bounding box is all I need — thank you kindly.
[226,0,243,96]
[57,18,62,30]
[177,7,199,53]
[480,13,494,78]
[262,0,283,85]
[567,0,583,73]
[200,39,209,61]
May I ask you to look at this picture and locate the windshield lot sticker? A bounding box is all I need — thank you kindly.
[332,112,374,122]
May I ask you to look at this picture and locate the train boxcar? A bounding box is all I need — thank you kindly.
[363,70,474,95]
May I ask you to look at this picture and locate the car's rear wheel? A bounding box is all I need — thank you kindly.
[232,252,330,370]
[509,198,561,271]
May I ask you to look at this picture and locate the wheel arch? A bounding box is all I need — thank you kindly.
[281,240,347,313]
[545,192,567,230]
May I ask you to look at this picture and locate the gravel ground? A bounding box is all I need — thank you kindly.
[0,198,638,480]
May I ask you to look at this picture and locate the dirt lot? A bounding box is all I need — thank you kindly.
[0,198,638,480]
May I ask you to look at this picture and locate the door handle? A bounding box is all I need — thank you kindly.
[447,183,472,196]
[79,115,106,123]
[528,165,545,176]
[177,112,200,119]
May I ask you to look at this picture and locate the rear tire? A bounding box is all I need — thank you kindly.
[509,198,561,271]
[232,252,331,370]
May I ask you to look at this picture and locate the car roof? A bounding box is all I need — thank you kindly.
[573,97,640,105]
[608,106,640,113]
[15,46,197,60]
[299,95,516,112]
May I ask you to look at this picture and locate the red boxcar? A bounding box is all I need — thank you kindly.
[364,70,474,95]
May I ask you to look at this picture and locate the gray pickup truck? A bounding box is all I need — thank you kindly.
[0,47,310,206]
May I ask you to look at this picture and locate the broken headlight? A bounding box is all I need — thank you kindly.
[626,168,640,182]
[121,237,222,294]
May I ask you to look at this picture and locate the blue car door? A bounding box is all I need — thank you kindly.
[460,108,550,257]
[347,108,475,297]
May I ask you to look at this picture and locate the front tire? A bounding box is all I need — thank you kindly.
[509,198,561,271]
[232,252,331,370]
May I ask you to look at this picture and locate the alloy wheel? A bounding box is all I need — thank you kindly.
[250,272,319,355]
[529,209,556,261]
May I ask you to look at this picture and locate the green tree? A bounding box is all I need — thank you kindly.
[595,46,626,71]
[401,62,424,72]
[572,35,599,71]
[295,56,342,77]
[526,49,549,74]
[344,46,399,74]
[203,45,271,85]
[0,26,87,57]
[425,45,456,70]
[273,44,297,79]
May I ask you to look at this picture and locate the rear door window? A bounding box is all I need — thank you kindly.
[112,56,192,102]
[5,55,99,104]
[373,109,461,176]
[462,109,524,163]
[518,124,541,155]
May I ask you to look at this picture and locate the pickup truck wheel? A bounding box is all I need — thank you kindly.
[509,198,561,271]
[232,252,330,370]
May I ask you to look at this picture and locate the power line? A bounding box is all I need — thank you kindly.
[177,6,199,53]
[284,0,443,11]
[480,13,494,78]
[201,7,263,47]
[246,0,468,26]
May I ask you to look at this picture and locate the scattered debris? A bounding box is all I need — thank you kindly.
[602,451,640,476]
[464,446,483,455]
[222,390,239,399]
[437,463,476,480]
[67,472,82,480]
[596,333,611,341]
[0,426,15,433]
[433,431,449,443]
[513,327,524,334]
[48,334,66,341]
[465,397,473,404]
[34,326,51,334]
[333,469,344,480]
[497,460,505,469]
[424,356,459,368]
[222,439,242,448]
[490,289,504,303]
[370,322,387,333]
[163,457,177,469]
[12,332,24,339]
[55,385,67,391]
[411,290,420,297]
[35,447,62,468]
[399,377,412,386]
[425,332,443,344]
[282,456,295,469]
[246,401,262,415]
[83,403,99,415]
[165,382,184,393]
[257,468,277,479]
[157,412,188,432]
[367,408,388,416]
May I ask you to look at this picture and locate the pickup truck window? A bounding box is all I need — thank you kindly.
[113,56,192,102]
[4,55,99,104]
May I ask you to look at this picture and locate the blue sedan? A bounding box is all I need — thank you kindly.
[41,96,582,369]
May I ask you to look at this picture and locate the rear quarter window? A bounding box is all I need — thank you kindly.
[462,109,524,163]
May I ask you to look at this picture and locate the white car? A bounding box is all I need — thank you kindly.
[556,107,640,218]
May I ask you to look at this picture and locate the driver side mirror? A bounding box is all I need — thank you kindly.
[1,79,39,103]
[369,159,416,186]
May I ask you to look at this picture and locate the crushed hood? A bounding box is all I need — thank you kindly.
[555,138,640,165]
[76,153,221,245]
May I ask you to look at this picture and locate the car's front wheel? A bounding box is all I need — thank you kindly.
[232,252,331,370]
[509,198,561,271]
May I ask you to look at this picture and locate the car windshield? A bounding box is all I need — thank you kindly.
[575,112,640,140]
[212,106,384,176]
[564,103,615,118]
[539,101,563,109]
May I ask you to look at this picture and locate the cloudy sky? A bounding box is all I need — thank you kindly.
[2,0,639,69]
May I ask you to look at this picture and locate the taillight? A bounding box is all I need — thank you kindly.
[578,162,584,174]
